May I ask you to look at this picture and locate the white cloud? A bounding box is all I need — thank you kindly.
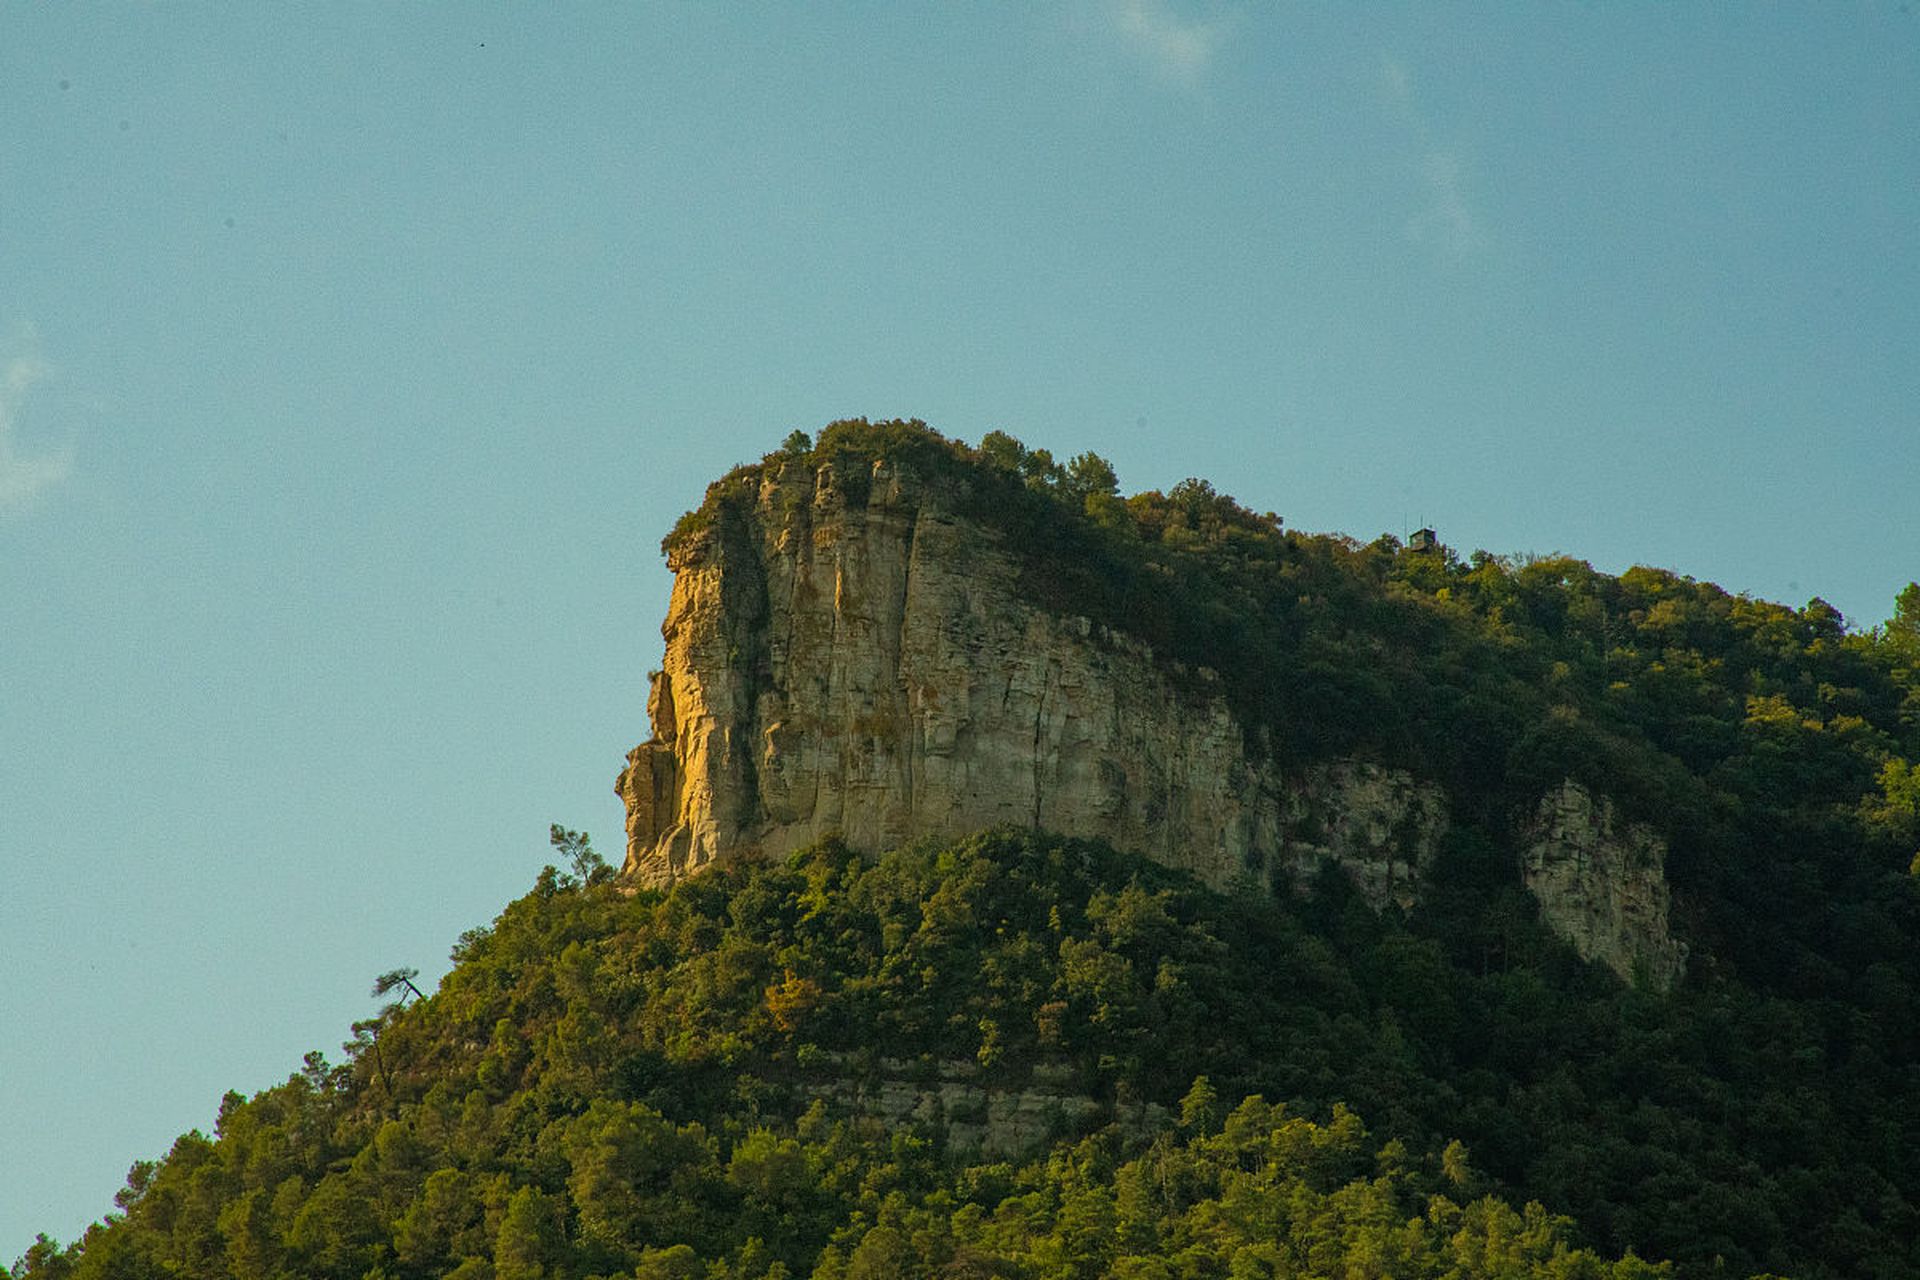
[1379,54,1412,105]
[0,333,73,515]
[1377,54,1481,260]
[1407,150,1478,258]
[1110,0,1222,85]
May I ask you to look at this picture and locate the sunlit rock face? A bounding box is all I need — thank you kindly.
[618,455,1684,988]
[616,457,1442,904]
[1520,781,1688,990]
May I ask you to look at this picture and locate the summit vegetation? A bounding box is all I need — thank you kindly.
[14,421,1920,1280]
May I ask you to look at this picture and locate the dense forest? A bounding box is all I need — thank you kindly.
[15,422,1919,1280]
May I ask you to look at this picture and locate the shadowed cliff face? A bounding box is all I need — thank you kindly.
[1521,781,1688,989]
[620,454,1686,988]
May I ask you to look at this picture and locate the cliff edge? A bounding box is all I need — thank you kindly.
[619,427,1687,989]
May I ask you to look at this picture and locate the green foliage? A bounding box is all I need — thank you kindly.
[1177,1075,1219,1135]
[548,826,608,887]
[21,823,1920,1279]
[1880,582,1920,662]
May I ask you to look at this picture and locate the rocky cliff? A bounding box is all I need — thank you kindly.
[1521,781,1688,990]
[618,455,1445,905]
[619,452,1686,987]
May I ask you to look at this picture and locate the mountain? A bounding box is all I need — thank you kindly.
[14,421,1920,1280]
[617,425,1688,988]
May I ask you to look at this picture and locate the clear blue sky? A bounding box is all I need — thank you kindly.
[3,3,1915,1257]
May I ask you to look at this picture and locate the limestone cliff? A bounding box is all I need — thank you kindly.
[618,455,1443,906]
[1520,781,1688,991]
[618,452,1687,987]
[798,1056,1114,1160]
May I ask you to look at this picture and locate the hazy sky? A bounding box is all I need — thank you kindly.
[3,3,1916,1257]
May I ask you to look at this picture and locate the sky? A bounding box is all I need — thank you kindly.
[2,2,1916,1258]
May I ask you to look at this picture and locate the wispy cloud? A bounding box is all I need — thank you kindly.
[1378,54,1481,260]
[1109,0,1223,86]
[1408,151,1477,256]
[0,328,73,515]
[1379,54,1413,105]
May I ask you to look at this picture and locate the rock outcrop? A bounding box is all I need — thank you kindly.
[618,456,1444,906]
[799,1057,1113,1159]
[1521,781,1688,990]
[619,453,1687,987]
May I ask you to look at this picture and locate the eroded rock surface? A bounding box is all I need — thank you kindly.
[1521,781,1688,990]
[618,457,1444,907]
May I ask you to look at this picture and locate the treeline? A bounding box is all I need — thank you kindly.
[14,829,1918,1278]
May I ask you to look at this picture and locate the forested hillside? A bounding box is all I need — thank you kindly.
[668,422,1920,997]
[15,422,1919,1280]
